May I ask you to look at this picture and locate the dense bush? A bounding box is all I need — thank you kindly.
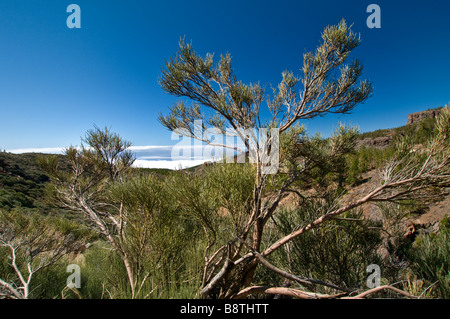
[406,216,450,298]
[268,205,383,292]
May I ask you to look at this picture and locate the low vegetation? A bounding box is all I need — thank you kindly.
[1,107,448,299]
[1,20,449,299]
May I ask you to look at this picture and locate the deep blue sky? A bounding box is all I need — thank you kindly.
[1,0,450,154]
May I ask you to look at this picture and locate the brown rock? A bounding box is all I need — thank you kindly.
[356,135,392,149]
[407,109,441,125]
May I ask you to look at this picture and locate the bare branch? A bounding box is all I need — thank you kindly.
[343,285,417,299]
[236,237,349,292]
[233,286,347,299]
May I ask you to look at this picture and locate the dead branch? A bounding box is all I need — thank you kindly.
[234,284,416,300]
[342,285,417,299]
[233,285,347,299]
[200,258,234,296]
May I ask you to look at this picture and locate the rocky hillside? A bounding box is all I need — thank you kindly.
[407,108,442,125]
[355,134,393,149]
[356,106,445,149]
[346,169,449,240]
[352,106,449,239]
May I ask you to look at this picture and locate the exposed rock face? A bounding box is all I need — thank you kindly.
[354,107,445,150]
[407,109,441,125]
[355,135,392,149]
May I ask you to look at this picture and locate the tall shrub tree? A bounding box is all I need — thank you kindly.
[159,20,450,298]
[39,126,165,298]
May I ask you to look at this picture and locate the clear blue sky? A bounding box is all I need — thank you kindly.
[1,0,449,156]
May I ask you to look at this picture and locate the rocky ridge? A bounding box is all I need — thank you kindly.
[407,109,442,125]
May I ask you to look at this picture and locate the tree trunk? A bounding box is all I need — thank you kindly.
[122,255,136,299]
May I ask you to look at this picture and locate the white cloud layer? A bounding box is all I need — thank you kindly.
[133,159,208,170]
[6,147,66,154]
[5,145,214,170]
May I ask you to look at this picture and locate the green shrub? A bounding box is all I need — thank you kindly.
[407,216,450,298]
[268,204,384,292]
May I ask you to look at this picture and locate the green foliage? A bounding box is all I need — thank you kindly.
[407,216,450,298]
[0,152,56,211]
[346,154,361,186]
[0,210,93,298]
[167,163,255,250]
[83,125,135,180]
[278,123,359,192]
[108,173,204,298]
[357,116,437,143]
[344,115,442,186]
[1,23,449,299]
[271,205,383,291]
[2,110,449,299]
[278,123,307,170]
[202,163,255,233]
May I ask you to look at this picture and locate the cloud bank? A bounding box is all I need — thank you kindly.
[5,145,215,170]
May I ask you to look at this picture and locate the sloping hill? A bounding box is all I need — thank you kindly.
[356,114,438,150]
[0,152,173,211]
[0,152,54,210]
[1,106,447,222]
